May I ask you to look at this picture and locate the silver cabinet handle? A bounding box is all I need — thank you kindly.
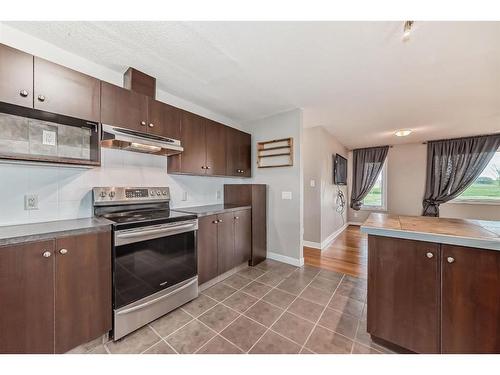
[201,166,206,169]
[447,257,455,264]
[235,216,239,220]
[59,249,68,255]
[212,220,218,224]
[140,121,146,126]
[148,123,154,128]
[218,219,223,223]
[426,252,434,259]
[37,95,45,102]
[42,251,51,258]
[206,166,211,169]
[19,89,29,97]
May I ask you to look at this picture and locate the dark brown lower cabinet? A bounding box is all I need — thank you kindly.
[0,240,55,354]
[197,210,252,285]
[367,236,440,353]
[217,212,237,275]
[441,244,500,354]
[55,231,112,353]
[234,210,252,266]
[0,230,112,354]
[197,216,219,285]
[368,235,500,354]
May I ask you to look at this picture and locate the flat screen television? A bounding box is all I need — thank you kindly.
[333,154,347,185]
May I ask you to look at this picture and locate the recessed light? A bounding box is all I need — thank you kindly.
[394,129,412,137]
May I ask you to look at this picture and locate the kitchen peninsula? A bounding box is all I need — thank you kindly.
[361,213,500,354]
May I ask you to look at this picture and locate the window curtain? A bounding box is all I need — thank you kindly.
[350,146,389,211]
[422,134,500,217]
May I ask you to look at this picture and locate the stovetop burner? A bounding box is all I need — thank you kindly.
[92,187,197,230]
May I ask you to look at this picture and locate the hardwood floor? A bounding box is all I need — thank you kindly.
[304,225,367,278]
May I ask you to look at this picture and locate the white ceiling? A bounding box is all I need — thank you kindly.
[5,21,500,149]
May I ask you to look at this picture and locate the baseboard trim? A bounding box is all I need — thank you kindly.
[303,240,321,249]
[303,223,349,251]
[267,251,304,267]
[348,221,363,226]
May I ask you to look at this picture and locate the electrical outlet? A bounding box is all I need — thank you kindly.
[24,194,39,210]
[310,179,316,187]
[216,190,222,200]
[182,191,188,201]
[42,130,57,146]
[353,212,359,218]
[281,191,292,200]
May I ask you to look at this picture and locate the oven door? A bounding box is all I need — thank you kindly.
[113,219,198,309]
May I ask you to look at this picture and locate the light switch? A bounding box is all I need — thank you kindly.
[281,191,292,200]
[24,194,39,210]
[216,190,222,200]
[182,191,188,201]
[310,179,316,187]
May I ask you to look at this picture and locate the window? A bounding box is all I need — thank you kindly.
[455,150,500,203]
[362,163,387,210]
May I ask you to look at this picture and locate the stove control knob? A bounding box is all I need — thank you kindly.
[162,190,167,196]
[109,191,116,198]
[99,191,107,198]
[156,191,161,196]
[150,191,155,197]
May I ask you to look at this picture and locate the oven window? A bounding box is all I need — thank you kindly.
[114,231,196,309]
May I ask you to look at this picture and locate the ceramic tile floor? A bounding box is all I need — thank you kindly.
[87,260,394,354]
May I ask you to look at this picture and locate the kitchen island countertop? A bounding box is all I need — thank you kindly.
[361,213,500,251]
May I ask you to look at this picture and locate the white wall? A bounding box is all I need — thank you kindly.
[0,23,246,226]
[347,143,500,223]
[303,127,348,246]
[246,109,304,265]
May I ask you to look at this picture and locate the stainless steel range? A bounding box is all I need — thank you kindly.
[93,186,198,340]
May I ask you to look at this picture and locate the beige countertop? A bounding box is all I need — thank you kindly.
[361,213,500,251]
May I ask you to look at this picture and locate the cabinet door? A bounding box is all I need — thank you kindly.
[198,215,219,284]
[0,44,34,108]
[101,81,148,132]
[178,111,207,174]
[54,231,112,353]
[147,98,181,139]
[34,57,100,122]
[225,127,240,177]
[217,212,236,275]
[441,244,500,353]
[238,131,252,177]
[226,127,251,177]
[367,236,440,353]
[234,209,252,266]
[205,120,227,176]
[0,240,55,353]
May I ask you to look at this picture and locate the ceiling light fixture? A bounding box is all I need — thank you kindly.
[402,21,414,42]
[394,129,413,137]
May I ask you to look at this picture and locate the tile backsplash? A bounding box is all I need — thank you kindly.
[0,112,91,160]
[0,148,242,226]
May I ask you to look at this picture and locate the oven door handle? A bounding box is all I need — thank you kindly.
[115,221,197,245]
[116,277,198,315]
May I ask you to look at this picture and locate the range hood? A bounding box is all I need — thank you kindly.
[101,124,183,156]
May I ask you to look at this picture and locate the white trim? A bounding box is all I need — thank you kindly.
[267,251,304,267]
[447,199,500,206]
[348,221,364,226]
[303,240,321,249]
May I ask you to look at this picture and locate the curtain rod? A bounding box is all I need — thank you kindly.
[422,133,500,144]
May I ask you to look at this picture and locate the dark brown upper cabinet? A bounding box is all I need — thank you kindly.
[147,98,181,139]
[0,44,34,108]
[100,81,148,132]
[226,127,251,177]
[34,57,100,122]
[205,119,227,176]
[168,111,228,176]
